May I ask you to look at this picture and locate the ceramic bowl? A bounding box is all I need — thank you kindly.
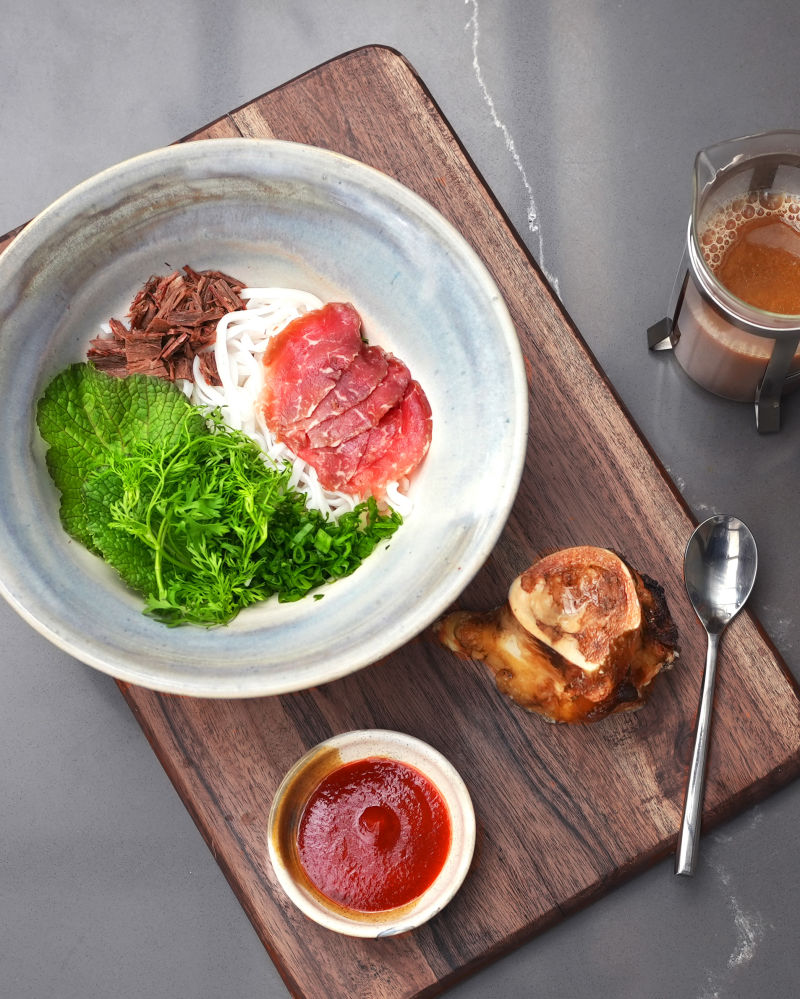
[0,138,527,697]
[268,729,476,937]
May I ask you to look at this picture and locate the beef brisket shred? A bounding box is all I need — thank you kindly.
[87,265,245,384]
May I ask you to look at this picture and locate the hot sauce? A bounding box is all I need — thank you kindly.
[296,756,451,912]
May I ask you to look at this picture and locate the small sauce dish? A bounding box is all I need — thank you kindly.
[268,729,475,937]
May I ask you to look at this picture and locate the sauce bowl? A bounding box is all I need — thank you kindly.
[268,729,476,937]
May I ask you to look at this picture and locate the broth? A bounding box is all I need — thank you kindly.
[701,190,800,314]
[673,190,800,400]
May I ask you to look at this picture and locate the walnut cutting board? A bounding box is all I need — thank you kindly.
[4,46,800,999]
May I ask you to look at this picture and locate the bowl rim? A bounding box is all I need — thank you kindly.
[267,729,476,937]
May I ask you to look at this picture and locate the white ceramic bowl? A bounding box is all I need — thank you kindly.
[0,138,528,697]
[268,729,476,937]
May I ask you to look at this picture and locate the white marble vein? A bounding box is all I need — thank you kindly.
[697,845,767,999]
[464,0,560,295]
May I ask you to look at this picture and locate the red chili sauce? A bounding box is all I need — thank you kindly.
[296,756,451,912]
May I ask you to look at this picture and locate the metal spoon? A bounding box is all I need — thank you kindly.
[675,514,758,877]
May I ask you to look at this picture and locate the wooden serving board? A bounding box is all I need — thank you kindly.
[5,46,800,999]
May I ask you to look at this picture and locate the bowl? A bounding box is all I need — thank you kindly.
[0,138,528,697]
[267,729,476,936]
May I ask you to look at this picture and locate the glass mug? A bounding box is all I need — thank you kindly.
[650,130,800,431]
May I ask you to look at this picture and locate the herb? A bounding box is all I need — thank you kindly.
[37,364,401,626]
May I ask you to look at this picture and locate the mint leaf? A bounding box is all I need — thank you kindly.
[83,467,160,596]
[36,363,205,548]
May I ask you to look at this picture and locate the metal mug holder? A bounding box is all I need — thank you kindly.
[647,261,800,434]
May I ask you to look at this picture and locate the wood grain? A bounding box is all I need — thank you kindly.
[5,45,800,999]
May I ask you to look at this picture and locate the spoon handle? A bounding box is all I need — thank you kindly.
[675,631,720,876]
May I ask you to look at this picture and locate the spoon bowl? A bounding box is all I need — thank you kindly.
[675,515,758,876]
[684,516,758,636]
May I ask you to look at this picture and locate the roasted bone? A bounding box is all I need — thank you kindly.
[434,546,678,723]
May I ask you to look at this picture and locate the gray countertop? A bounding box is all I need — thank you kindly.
[3,2,800,997]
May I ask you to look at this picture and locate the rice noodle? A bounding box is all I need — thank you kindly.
[189,288,413,519]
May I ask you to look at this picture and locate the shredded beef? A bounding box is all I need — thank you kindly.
[86,265,245,384]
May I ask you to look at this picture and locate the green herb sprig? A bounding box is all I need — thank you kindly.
[37,364,401,626]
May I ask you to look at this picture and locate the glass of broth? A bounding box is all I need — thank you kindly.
[665,131,800,428]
